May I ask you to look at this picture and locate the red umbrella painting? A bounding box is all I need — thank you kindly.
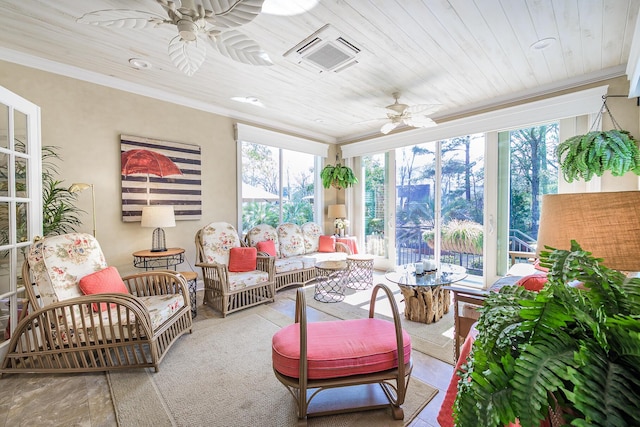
[121,149,183,205]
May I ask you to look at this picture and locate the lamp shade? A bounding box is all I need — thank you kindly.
[328,204,347,218]
[141,205,176,228]
[536,191,640,271]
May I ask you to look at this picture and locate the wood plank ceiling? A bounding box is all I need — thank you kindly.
[0,0,638,143]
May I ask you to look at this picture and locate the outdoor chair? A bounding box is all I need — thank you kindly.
[272,283,412,424]
[195,222,275,317]
[1,233,193,375]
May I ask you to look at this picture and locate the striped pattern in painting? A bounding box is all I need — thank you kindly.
[121,134,201,222]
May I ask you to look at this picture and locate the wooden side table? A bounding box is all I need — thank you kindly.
[133,248,185,271]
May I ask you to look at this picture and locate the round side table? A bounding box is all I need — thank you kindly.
[346,254,374,290]
[179,271,198,318]
[314,260,348,303]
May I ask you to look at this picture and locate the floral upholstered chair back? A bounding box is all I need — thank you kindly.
[27,233,108,307]
[199,222,242,265]
[301,222,322,253]
[277,223,306,258]
[245,224,279,256]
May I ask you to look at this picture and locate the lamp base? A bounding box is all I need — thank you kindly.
[151,228,167,252]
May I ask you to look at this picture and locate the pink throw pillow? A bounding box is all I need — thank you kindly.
[228,247,257,272]
[78,266,129,312]
[318,235,336,253]
[256,240,277,257]
[516,274,548,292]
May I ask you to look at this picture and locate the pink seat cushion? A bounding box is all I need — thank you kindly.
[272,318,411,380]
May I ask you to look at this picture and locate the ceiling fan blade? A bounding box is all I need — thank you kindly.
[381,122,399,134]
[406,103,441,115]
[77,9,165,29]
[209,30,273,65]
[404,115,437,128]
[202,0,265,28]
[168,35,207,76]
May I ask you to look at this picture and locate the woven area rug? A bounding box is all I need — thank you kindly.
[108,306,438,427]
[282,277,456,365]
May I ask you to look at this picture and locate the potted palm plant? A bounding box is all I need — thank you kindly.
[454,241,640,427]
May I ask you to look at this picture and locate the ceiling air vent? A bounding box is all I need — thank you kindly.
[283,24,361,73]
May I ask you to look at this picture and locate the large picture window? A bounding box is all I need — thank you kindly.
[240,141,316,233]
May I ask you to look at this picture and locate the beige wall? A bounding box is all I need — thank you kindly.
[1,61,236,276]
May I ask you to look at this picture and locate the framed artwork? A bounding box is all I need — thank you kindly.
[121,134,202,222]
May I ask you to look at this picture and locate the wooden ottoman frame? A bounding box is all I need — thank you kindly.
[272,283,412,424]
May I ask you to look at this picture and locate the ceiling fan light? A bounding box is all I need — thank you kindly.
[177,19,198,41]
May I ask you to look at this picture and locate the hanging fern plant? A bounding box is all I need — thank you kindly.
[556,130,640,182]
[320,163,358,190]
[556,97,640,182]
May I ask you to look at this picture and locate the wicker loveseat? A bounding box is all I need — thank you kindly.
[245,222,351,291]
[1,233,193,375]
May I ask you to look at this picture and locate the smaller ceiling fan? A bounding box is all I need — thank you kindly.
[77,0,272,76]
[374,92,440,134]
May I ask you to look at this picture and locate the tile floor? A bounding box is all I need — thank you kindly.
[0,279,458,427]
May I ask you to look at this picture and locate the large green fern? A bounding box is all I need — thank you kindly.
[454,241,640,427]
[556,130,640,183]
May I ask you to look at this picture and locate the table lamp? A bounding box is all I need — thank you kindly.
[141,205,176,252]
[328,204,347,235]
[68,183,96,237]
[536,191,640,271]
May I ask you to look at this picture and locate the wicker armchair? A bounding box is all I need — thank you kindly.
[0,233,192,376]
[195,222,275,317]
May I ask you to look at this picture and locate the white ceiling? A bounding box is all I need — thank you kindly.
[1,0,639,144]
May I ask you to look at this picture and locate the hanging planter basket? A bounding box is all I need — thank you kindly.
[320,163,358,190]
[556,96,640,182]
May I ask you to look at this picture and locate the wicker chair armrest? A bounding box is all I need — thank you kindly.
[335,241,353,255]
[256,255,275,281]
[8,293,154,348]
[196,261,230,291]
[121,270,189,305]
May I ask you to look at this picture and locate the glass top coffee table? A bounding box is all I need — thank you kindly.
[385,263,467,324]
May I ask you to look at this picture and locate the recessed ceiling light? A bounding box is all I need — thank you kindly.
[231,96,265,108]
[530,37,556,51]
[128,58,152,69]
[262,0,318,16]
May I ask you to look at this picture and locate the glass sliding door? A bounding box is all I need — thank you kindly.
[505,123,559,259]
[389,134,485,281]
[439,135,485,280]
[362,152,396,270]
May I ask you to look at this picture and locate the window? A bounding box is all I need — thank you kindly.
[236,123,329,234]
[240,141,316,233]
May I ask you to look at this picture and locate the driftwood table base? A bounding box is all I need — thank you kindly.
[399,285,450,324]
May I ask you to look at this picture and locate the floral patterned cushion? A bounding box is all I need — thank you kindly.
[228,270,270,291]
[301,222,322,253]
[277,223,305,258]
[246,224,280,257]
[27,233,108,307]
[200,222,242,265]
[275,258,305,274]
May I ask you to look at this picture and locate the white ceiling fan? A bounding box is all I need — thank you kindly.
[376,92,439,134]
[77,0,273,76]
